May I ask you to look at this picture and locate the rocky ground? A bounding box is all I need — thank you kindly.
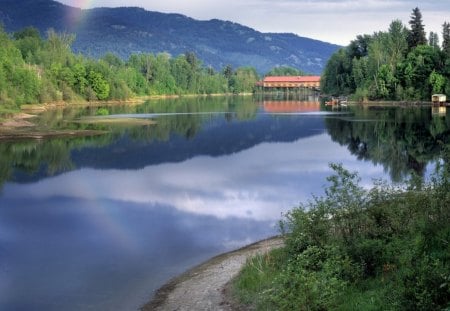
[142,237,283,311]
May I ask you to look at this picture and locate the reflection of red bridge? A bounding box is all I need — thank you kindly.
[263,101,320,113]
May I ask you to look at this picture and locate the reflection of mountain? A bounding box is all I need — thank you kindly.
[72,114,325,169]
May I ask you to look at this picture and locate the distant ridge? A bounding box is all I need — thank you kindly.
[0,0,341,74]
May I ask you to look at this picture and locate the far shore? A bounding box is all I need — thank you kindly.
[0,93,253,139]
[18,92,253,112]
[1,97,445,140]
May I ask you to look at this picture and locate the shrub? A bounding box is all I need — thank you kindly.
[235,159,450,310]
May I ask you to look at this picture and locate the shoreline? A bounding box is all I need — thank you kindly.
[18,93,252,112]
[0,93,252,139]
[141,236,284,311]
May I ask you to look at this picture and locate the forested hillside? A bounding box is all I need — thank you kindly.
[321,8,450,101]
[0,26,259,111]
[0,0,340,74]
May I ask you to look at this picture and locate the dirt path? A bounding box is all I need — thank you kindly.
[142,237,283,311]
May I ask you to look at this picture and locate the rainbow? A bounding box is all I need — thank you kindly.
[65,0,92,30]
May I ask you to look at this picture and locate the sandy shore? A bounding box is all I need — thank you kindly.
[142,237,284,311]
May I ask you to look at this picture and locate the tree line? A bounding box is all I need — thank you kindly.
[321,7,450,101]
[0,26,261,110]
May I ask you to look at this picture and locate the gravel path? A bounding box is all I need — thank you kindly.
[142,237,283,311]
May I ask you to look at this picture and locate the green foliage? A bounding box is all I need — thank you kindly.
[229,67,259,94]
[265,66,307,77]
[322,8,450,100]
[443,22,450,57]
[408,7,427,49]
[0,25,259,110]
[235,161,450,310]
[96,107,110,116]
[87,71,110,100]
[429,70,446,94]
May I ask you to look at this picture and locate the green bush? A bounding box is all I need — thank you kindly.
[234,159,450,310]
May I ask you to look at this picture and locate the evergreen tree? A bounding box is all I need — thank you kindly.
[407,7,427,49]
[443,22,450,56]
[428,31,440,49]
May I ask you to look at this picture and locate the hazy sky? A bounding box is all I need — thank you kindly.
[57,0,450,45]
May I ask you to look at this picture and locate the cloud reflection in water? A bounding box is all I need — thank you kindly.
[4,133,386,221]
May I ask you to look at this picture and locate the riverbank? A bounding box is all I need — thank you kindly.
[0,93,252,140]
[18,93,252,113]
[349,100,441,107]
[142,236,284,311]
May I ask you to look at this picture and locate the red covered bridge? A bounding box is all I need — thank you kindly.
[256,76,321,89]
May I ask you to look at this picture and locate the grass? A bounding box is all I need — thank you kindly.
[232,248,286,309]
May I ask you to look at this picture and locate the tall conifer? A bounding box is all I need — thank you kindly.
[442,22,450,56]
[407,7,427,49]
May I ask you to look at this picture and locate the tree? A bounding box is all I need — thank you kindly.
[387,20,408,72]
[321,48,353,95]
[428,31,440,49]
[429,70,445,94]
[348,34,372,59]
[408,7,427,49]
[230,67,259,93]
[88,71,110,100]
[443,22,450,57]
[13,27,43,62]
[265,66,306,76]
[402,45,442,99]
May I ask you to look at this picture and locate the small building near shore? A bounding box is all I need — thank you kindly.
[432,94,446,105]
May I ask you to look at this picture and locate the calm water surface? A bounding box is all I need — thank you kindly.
[0,97,448,310]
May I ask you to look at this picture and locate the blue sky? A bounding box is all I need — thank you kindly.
[57,0,450,45]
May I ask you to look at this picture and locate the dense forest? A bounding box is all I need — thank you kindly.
[321,7,450,101]
[0,25,260,112]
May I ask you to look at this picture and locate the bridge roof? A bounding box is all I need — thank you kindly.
[263,76,321,83]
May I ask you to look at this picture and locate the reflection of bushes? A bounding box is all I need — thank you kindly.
[96,107,110,116]
[234,161,450,310]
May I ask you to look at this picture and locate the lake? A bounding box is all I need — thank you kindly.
[0,96,448,310]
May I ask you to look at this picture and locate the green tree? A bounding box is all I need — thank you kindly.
[88,70,110,100]
[387,20,408,72]
[403,45,442,98]
[321,48,354,95]
[408,7,427,49]
[347,34,372,59]
[442,22,450,57]
[13,27,43,62]
[230,67,259,93]
[429,70,445,94]
[428,31,440,49]
[265,66,306,76]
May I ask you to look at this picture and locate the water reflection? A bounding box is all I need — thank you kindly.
[4,133,377,221]
[1,98,449,311]
[262,100,320,113]
[325,106,450,181]
[0,197,274,311]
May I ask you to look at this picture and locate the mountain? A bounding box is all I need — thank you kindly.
[0,0,340,74]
